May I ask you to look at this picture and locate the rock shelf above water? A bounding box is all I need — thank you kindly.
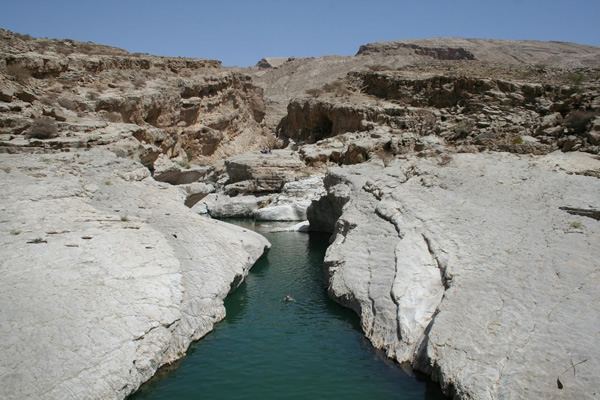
[0,149,270,400]
[308,151,600,399]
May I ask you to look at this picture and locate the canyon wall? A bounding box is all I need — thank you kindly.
[308,152,600,399]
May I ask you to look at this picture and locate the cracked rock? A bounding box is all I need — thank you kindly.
[308,151,600,399]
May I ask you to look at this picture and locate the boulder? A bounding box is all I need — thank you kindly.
[48,107,67,122]
[561,135,579,152]
[342,142,370,164]
[198,193,273,218]
[181,182,215,207]
[0,88,15,102]
[269,220,311,232]
[254,176,325,221]
[225,150,306,193]
[299,139,344,166]
[15,89,36,103]
[152,154,211,185]
[542,125,564,137]
[254,203,309,221]
[299,130,395,167]
[538,112,562,132]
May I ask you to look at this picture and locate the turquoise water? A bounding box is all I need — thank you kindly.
[130,220,446,399]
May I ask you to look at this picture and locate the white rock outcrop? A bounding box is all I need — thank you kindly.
[224,150,306,193]
[0,149,270,400]
[309,151,600,399]
[195,175,325,221]
[152,154,212,185]
[254,176,325,221]
[196,193,272,218]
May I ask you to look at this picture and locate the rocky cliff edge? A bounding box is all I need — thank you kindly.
[0,149,270,399]
[308,151,600,399]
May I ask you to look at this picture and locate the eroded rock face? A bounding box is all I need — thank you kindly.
[0,149,270,400]
[225,150,307,193]
[0,28,269,168]
[277,68,599,157]
[309,152,600,399]
[4,28,600,400]
[196,193,273,218]
[254,176,325,221]
[152,154,212,185]
[196,176,324,220]
[356,38,600,66]
[246,37,600,134]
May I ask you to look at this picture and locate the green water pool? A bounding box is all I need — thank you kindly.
[130,220,446,399]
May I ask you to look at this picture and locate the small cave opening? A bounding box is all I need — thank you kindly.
[309,115,333,143]
[144,107,162,126]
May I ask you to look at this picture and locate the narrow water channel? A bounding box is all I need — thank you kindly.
[130,220,446,399]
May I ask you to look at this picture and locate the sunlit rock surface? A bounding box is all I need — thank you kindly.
[0,149,270,400]
[310,151,600,399]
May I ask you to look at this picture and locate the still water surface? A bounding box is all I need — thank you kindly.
[130,220,446,399]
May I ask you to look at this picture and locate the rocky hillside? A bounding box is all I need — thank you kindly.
[244,38,600,132]
[0,28,270,170]
[356,38,600,66]
[276,63,599,162]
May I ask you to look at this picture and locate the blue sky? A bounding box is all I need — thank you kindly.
[1,0,599,66]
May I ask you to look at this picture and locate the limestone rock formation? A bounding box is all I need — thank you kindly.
[277,66,599,156]
[253,176,325,220]
[0,149,270,400]
[224,149,307,193]
[196,193,273,218]
[197,176,324,220]
[308,152,600,399]
[356,38,600,66]
[245,38,600,132]
[181,182,216,207]
[3,26,600,400]
[0,28,269,170]
[152,154,212,185]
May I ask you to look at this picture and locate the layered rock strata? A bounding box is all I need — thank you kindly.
[0,149,270,400]
[246,38,600,132]
[197,175,324,220]
[278,67,599,156]
[0,28,268,169]
[356,38,600,66]
[224,149,307,193]
[309,151,600,399]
